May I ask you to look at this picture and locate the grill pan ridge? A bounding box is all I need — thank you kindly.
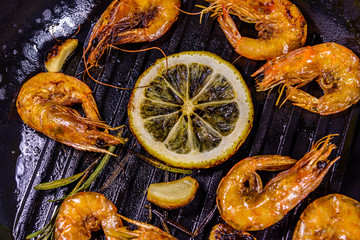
[0,0,359,239]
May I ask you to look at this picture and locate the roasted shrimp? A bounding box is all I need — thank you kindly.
[254,42,360,115]
[55,192,123,240]
[55,192,176,240]
[85,0,180,67]
[203,0,307,60]
[217,135,339,231]
[16,72,126,154]
[293,194,360,240]
[209,223,257,240]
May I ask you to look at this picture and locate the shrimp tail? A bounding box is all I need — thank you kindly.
[285,85,320,113]
[217,6,241,49]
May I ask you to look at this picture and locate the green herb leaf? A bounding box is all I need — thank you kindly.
[26,228,45,239]
[28,129,124,239]
[34,171,85,190]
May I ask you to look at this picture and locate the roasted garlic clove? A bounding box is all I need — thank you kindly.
[45,38,78,72]
[147,176,199,210]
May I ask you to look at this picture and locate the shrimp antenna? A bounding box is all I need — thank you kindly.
[315,134,339,148]
[82,45,168,90]
[107,45,169,71]
[232,55,243,65]
[276,84,287,107]
[71,25,82,37]
[198,3,228,20]
[82,50,133,90]
[173,4,203,15]
[173,3,213,24]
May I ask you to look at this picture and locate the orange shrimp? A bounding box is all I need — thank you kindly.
[16,72,126,154]
[85,0,180,67]
[55,192,177,240]
[293,194,360,240]
[55,192,123,240]
[209,223,257,240]
[203,0,307,60]
[217,135,339,231]
[253,42,360,115]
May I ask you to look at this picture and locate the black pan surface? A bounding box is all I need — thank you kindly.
[0,0,360,239]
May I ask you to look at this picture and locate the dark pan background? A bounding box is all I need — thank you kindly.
[0,0,360,239]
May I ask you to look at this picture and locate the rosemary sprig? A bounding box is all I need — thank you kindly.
[26,208,59,240]
[34,157,100,191]
[27,129,192,239]
[26,131,122,240]
[34,171,86,190]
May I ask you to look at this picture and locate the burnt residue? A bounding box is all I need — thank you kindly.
[46,42,61,60]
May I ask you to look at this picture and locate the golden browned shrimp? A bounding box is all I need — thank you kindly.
[55,192,177,240]
[253,42,360,115]
[55,192,123,240]
[209,223,257,240]
[16,72,126,154]
[203,0,307,60]
[293,194,360,240]
[217,135,339,231]
[85,0,180,67]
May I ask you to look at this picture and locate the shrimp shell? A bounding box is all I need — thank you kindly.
[217,135,339,231]
[204,0,307,60]
[253,42,360,115]
[85,0,181,67]
[55,192,123,240]
[293,194,360,239]
[55,192,177,240]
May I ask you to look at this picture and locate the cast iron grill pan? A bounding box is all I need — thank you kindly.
[0,0,359,239]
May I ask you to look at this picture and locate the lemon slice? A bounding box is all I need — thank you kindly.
[128,51,253,169]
